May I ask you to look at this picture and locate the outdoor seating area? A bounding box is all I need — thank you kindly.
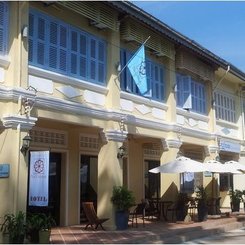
[52,212,245,244]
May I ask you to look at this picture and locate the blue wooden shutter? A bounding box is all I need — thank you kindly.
[28,13,34,62]
[176,73,183,106]
[49,20,68,72]
[49,21,58,69]
[90,38,96,81]
[79,33,87,78]
[98,40,105,83]
[0,2,7,54]
[70,30,78,75]
[37,16,46,66]
[182,75,192,109]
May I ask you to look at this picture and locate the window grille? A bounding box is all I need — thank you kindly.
[29,9,106,85]
[80,134,99,152]
[30,128,67,147]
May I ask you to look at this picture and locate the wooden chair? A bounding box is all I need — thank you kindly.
[129,202,147,227]
[82,202,109,230]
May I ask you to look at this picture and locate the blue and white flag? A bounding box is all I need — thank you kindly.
[127,45,148,95]
[29,151,49,206]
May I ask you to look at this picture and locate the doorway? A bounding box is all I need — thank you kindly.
[27,152,61,226]
[144,160,160,199]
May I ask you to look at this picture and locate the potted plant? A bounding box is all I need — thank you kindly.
[176,192,190,221]
[195,186,208,222]
[38,214,56,244]
[111,186,135,230]
[229,189,243,212]
[0,211,26,244]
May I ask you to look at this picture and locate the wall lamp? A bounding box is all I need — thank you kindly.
[20,134,32,156]
[117,145,126,159]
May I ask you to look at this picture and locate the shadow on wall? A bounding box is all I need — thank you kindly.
[161,182,178,201]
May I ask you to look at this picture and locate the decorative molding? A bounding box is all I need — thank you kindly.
[120,91,168,111]
[83,90,105,106]
[28,75,53,94]
[2,114,37,130]
[28,65,108,95]
[164,138,182,150]
[176,107,209,122]
[104,129,128,142]
[135,104,151,115]
[208,145,219,154]
[56,85,83,99]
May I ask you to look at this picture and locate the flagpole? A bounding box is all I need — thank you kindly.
[116,36,151,78]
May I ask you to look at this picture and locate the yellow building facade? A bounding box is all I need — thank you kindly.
[0,1,245,234]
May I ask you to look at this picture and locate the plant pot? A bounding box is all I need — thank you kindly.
[2,233,9,244]
[231,201,240,212]
[28,228,39,243]
[197,204,208,222]
[115,210,129,230]
[176,205,188,221]
[39,229,51,244]
[9,234,25,244]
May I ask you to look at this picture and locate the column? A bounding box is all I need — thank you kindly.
[97,128,127,230]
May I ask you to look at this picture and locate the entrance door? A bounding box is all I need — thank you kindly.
[144,160,160,199]
[27,152,61,226]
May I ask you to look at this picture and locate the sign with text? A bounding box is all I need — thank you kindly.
[220,140,240,153]
[29,151,49,206]
[0,164,9,178]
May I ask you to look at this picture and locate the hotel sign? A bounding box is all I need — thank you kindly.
[220,140,240,153]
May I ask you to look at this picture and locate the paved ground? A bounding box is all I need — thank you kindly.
[50,214,245,244]
[185,227,245,244]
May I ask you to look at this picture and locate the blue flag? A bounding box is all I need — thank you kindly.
[127,45,148,95]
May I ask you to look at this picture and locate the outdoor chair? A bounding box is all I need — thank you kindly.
[82,202,109,230]
[145,199,160,220]
[129,202,147,227]
[165,201,177,221]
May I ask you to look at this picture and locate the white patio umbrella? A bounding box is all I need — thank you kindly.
[224,160,245,172]
[149,156,208,174]
[205,160,241,174]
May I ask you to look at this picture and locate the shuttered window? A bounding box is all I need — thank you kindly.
[214,91,235,123]
[0,2,8,55]
[29,9,107,85]
[176,73,206,114]
[120,48,165,102]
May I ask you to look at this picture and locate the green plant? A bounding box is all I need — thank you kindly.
[111,186,135,211]
[0,211,26,244]
[39,214,56,231]
[196,186,207,204]
[229,189,243,203]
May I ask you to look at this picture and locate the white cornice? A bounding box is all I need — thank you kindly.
[176,107,209,122]
[2,114,37,130]
[105,130,128,142]
[0,85,240,142]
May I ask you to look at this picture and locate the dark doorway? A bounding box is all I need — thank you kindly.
[80,155,98,222]
[27,152,61,226]
[144,160,160,199]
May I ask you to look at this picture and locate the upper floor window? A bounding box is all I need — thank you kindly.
[214,91,235,123]
[120,48,165,102]
[29,9,107,85]
[176,73,206,114]
[0,2,8,55]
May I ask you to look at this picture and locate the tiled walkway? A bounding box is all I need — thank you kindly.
[51,214,245,244]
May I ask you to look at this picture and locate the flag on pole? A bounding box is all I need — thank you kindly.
[127,45,148,95]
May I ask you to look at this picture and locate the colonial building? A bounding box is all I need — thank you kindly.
[0,1,245,233]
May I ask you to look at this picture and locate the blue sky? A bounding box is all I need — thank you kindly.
[132,1,245,72]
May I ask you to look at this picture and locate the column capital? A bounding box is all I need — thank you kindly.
[104,129,128,143]
[2,114,37,131]
[162,138,182,151]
